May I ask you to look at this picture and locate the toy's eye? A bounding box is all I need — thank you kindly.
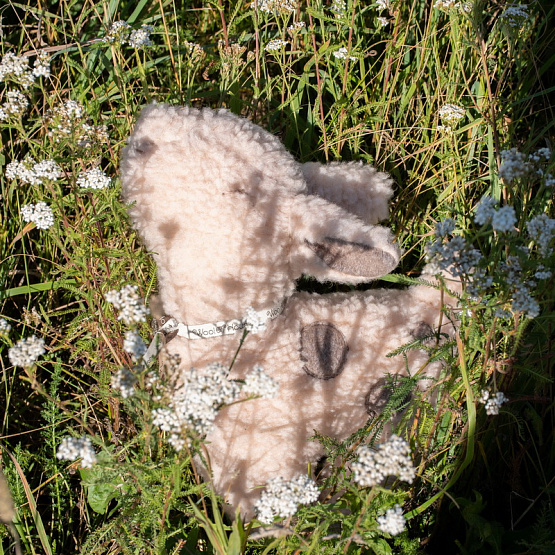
[132,138,156,155]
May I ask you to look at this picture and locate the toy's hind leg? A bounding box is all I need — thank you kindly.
[301,161,393,224]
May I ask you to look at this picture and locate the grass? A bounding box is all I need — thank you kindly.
[1,0,555,553]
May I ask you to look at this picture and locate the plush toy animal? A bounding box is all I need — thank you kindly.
[120,104,456,518]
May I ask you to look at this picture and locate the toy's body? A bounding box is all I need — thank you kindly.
[121,105,455,517]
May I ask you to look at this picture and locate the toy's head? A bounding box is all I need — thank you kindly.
[121,104,400,325]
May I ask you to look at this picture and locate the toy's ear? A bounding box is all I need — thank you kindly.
[289,194,401,283]
[301,162,394,225]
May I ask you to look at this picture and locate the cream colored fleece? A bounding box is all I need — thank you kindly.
[120,104,458,518]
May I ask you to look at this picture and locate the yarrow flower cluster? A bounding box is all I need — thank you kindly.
[106,285,149,325]
[499,148,531,181]
[287,22,305,33]
[474,197,517,233]
[103,21,130,43]
[0,318,11,337]
[6,158,61,185]
[76,167,111,190]
[527,214,555,258]
[333,47,357,61]
[244,306,268,333]
[251,0,296,13]
[56,436,97,468]
[499,4,529,29]
[103,21,153,47]
[0,51,50,88]
[46,100,109,147]
[265,39,289,52]
[111,367,138,398]
[21,202,55,230]
[8,335,45,368]
[32,51,51,78]
[0,90,28,120]
[499,256,540,318]
[499,147,553,185]
[152,363,241,444]
[128,25,154,48]
[351,435,416,487]
[123,330,147,362]
[433,0,472,11]
[377,504,407,536]
[184,41,205,62]
[376,0,392,10]
[425,219,482,278]
[438,103,466,132]
[479,389,509,415]
[243,365,280,399]
[254,475,319,523]
[330,0,346,18]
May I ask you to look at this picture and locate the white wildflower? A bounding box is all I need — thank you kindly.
[21,202,55,230]
[254,475,319,523]
[433,0,471,10]
[438,103,465,131]
[244,365,279,399]
[244,306,267,333]
[377,16,390,26]
[287,22,305,32]
[0,90,29,119]
[6,158,60,184]
[152,363,241,440]
[106,285,149,325]
[0,52,34,88]
[377,504,406,536]
[123,330,147,361]
[474,196,497,226]
[352,434,416,487]
[512,283,540,318]
[499,4,529,28]
[529,147,551,163]
[545,174,555,187]
[494,307,512,319]
[491,205,517,233]
[128,25,154,48]
[0,318,11,337]
[104,20,131,44]
[56,436,97,468]
[111,367,138,398]
[333,47,357,61]
[434,217,456,238]
[466,267,493,298]
[479,389,508,416]
[34,159,62,181]
[527,214,555,256]
[265,39,289,52]
[77,167,111,190]
[499,148,531,181]
[46,100,108,147]
[184,41,204,61]
[32,51,51,78]
[330,0,346,18]
[426,227,483,278]
[534,265,552,280]
[8,335,45,367]
[251,0,296,13]
[376,0,391,11]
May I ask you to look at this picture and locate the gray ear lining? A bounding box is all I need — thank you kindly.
[300,322,349,380]
[305,237,397,278]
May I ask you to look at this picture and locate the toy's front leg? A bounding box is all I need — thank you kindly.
[301,161,393,225]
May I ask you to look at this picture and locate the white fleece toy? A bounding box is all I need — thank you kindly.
[120,104,457,518]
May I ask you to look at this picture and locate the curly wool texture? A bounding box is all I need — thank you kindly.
[121,104,458,518]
